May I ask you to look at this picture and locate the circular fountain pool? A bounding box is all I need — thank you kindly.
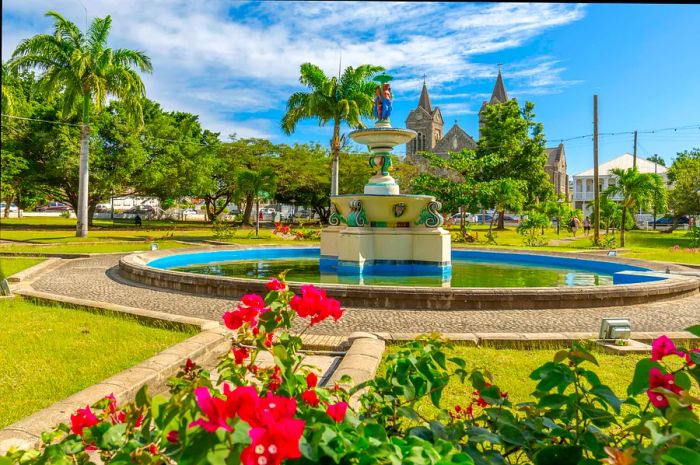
[119,246,698,310]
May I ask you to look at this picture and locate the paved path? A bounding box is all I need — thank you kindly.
[30,254,700,336]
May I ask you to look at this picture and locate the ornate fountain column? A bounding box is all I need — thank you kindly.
[320,73,451,281]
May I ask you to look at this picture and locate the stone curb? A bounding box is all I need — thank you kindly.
[6,258,62,283]
[326,332,386,410]
[0,251,94,259]
[375,331,698,348]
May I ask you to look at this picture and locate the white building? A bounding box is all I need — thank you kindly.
[571,153,667,215]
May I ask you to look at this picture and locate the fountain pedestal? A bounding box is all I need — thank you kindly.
[320,73,451,279]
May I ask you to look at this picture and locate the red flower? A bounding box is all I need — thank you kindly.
[264,332,274,348]
[647,367,683,408]
[147,444,158,455]
[290,285,345,326]
[241,418,305,465]
[269,367,282,392]
[70,405,99,436]
[306,372,318,389]
[326,402,348,422]
[184,358,197,373]
[242,294,265,309]
[233,347,250,364]
[189,386,235,432]
[651,336,685,362]
[223,306,260,330]
[266,278,287,291]
[301,389,320,407]
[166,430,179,443]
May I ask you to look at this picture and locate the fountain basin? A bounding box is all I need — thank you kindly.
[348,127,417,152]
[118,246,699,310]
[330,194,442,228]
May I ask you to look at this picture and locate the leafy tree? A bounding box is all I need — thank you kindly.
[10,11,152,236]
[646,154,666,167]
[238,167,276,237]
[603,167,667,246]
[667,148,700,220]
[281,63,383,196]
[476,100,552,229]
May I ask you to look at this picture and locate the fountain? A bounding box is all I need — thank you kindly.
[320,73,451,280]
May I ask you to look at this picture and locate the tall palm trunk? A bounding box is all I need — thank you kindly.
[76,122,90,237]
[76,93,91,237]
[330,119,341,196]
[620,204,627,247]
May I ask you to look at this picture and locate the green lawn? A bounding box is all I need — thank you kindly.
[381,345,649,421]
[0,297,197,427]
[0,257,44,279]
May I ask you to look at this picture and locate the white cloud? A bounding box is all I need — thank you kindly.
[2,1,587,140]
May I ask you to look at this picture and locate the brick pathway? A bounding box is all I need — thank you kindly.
[30,255,700,336]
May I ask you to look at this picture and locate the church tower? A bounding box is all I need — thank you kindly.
[405,79,443,162]
[479,66,511,137]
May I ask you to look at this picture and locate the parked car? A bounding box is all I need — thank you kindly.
[35,201,72,211]
[181,208,199,216]
[124,205,156,214]
[0,202,19,213]
[651,216,690,226]
[449,212,477,223]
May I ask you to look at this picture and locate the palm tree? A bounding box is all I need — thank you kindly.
[281,63,383,196]
[238,167,277,237]
[9,11,152,237]
[602,167,666,246]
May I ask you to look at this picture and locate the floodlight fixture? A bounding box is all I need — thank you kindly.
[151,242,159,251]
[599,317,631,341]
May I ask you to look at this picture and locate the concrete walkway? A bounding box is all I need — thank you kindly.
[27,254,700,336]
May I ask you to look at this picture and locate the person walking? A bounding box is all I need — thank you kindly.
[570,216,580,237]
[583,216,591,236]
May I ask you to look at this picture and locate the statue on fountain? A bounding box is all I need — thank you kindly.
[373,82,392,121]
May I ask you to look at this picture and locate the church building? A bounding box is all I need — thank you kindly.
[405,69,568,198]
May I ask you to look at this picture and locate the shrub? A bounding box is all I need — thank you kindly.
[688,225,700,248]
[212,218,235,241]
[517,211,549,246]
[59,210,71,219]
[4,281,699,465]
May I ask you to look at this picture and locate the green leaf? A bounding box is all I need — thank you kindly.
[533,445,582,465]
[470,371,486,391]
[685,325,700,338]
[498,424,526,446]
[135,384,150,407]
[479,386,502,405]
[674,419,700,441]
[675,371,692,391]
[553,350,568,363]
[590,385,622,413]
[645,420,680,446]
[662,446,700,465]
[570,348,599,366]
[407,426,433,442]
[538,394,569,409]
[628,359,660,396]
[397,406,421,420]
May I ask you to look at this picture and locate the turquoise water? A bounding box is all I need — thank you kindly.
[172,258,614,288]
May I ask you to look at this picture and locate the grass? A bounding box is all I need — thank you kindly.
[0,240,195,254]
[0,257,45,279]
[380,345,652,423]
[0,297,197,427]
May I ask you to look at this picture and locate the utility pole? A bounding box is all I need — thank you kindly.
[633,130,638,169]
[653,156,658,230]
[593,95,600,245]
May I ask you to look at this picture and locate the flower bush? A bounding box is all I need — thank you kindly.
[273,223,321,241]
[3,279,699,465]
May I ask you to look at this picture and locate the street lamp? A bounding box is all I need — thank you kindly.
[556,198,564,236]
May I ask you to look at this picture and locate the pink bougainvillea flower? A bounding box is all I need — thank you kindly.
[290,284,345,326]
[651,336,685,361]
[268,366,282,392]
[233,347,249,364]
[105,393,118,414]
[189,387,234,432]
[241,419,305,465]
[166,430,179,443]
[266,278,287,291]
[326,402,348,423]
[223,306,260,331]
[241,294,265,309]
[70,405,99,436]
[306,372,318,389]
[301,389,320,407]
[647,367,682,408]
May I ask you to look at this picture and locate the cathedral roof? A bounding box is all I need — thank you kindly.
[490,69,509,104]
[546,143,565,163]
[418,79,433,113]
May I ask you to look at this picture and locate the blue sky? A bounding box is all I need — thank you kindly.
[3,2,699,176]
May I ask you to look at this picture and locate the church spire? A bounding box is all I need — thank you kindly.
[489,65,509,104]
[418,76,433,113]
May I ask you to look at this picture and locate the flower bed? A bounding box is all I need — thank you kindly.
[5,278,699,465]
